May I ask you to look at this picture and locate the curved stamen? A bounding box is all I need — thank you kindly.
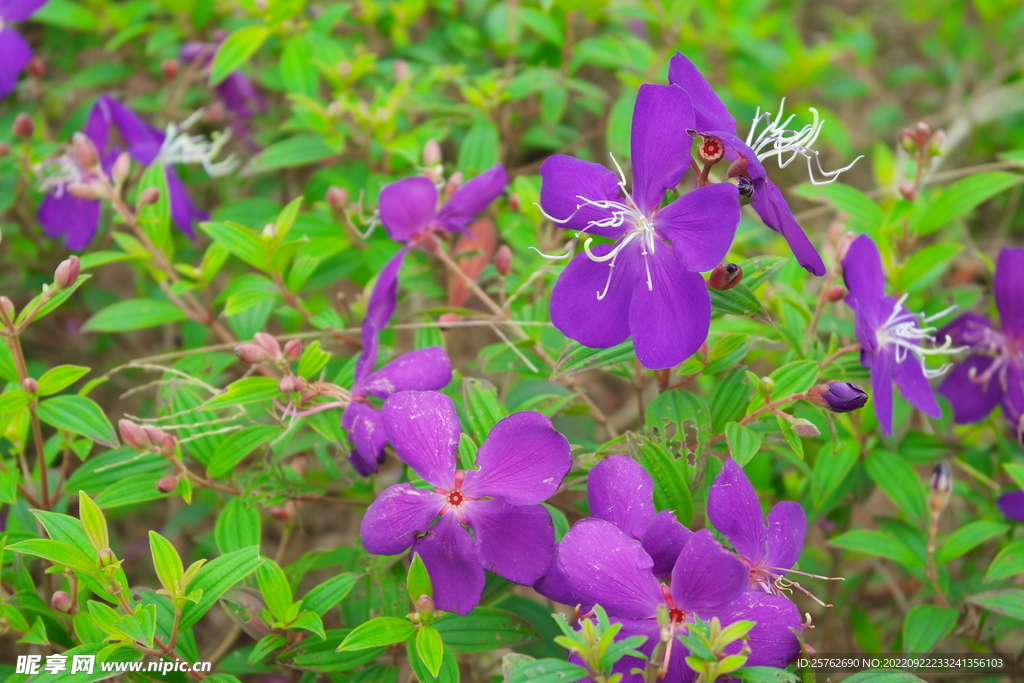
[159,109,238,177]
[876,296,968,377]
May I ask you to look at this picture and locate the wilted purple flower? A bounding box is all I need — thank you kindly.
[377,164,508,243]
[342,246,452,475]
[0,0,48,99]
[937,248,1024,443]
[360,390,571,614]
[997,490,1024,523]
[540,83,740,370]
[557,520,800,682]
[180,41,266,120]
[668,53,862,277]
[536,455,691,604]
[842,234,960,435]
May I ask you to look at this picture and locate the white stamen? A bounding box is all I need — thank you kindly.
[158,109,238,177]
[34,152,87,196]
[875,294,967,378]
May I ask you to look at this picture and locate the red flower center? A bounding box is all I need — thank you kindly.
[668,608,684,624]
[447,490,464,506]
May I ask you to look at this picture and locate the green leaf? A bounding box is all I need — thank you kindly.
[829,530,922,566]
[290,610,327,640]
[243,135,337,174]
[179,546,263,629]
[297,340,331,379]
[0,343,18,383]
[984,540,1024,582]
[895,243,962,292]
[257,560,294,623]
[792,182,884,236]
[865,450,927,524]
[207,425,279,478]
[462,377,510,445]
[15,274,91,327]
[78,491,108,551]
[200,222,268,270]
[704,334,748,374]
[408,553,433,603]
[273,197,304,244]
[724,422,761,467]
[8,539,98,574]
[628,433,693,527]
[203,377,281,409]
[432,606,540,652]
[94,473,171,508]
[710,283,771,323]
[279,35,318,97]
[0,389,31,414]
[37,365,90,396]
[966,588,1024,620]
[408,640,459,683]
[732,666,800,683]
[210,25,270,85]
[83,299,188,333]
[337,617,416,650]
[936,520,1008,565]
[32,0,100,29]
[303,573,360,616]
[136,162,172,253]
[902,604,957,653]
[748,360,820,413]
[915,172,1023,235]
[504,656,588,683]
[149,531,185,595]
[215,497,262,555]
[458,118,500,175]
[36,395,119,448]
[248,633,287,665]
[551,340,635,379]
[416,625,444,678]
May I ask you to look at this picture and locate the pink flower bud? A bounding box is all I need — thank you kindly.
[112,152,131,185]
[291,454,307,476]
[158,434,176,458]
[508,193,521,212]
[929,129,945,156]
[423,139,442,166]
[205,102,226,122]
[278,375,305,393]
[235,343,272,364]
[438,312,460,331]
[393,59,410,82]
[254,332,281,358]
[914,119,932,146]
[725,157,749,179]
[415,594,436,616]
[708,262,742,291]
[494,245,512,276]
[72,132,99,169]
[834,231,856,262]
[162,58,180,80]
[824,285,847,302]
[0,297,14,320]
[119,420,153,451]
[444,172,464,198]
[27,57,45,78]
[98,548,117,567]
[0,142,9,157]
[54,255,81,289]
[326,186,349,214]
[898,181,917,201]
[898,127,916,153]
[51,590,73,613]
[283,339,303,361]
[12,113,34,139]
[21,377,38,394]
[791,418,820,438]
[156,475,180,493]
[139,186,161,206]
[268,502,295,522]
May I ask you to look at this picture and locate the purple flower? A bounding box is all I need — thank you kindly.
[708,459,807,596]
[180,40,266,120]
[997,490,1024,523]
[540,83,740,370]
[557,520,800,682]
[0,0,47,99]
[341,246,452,475]
[536,455,691,604]
[668,53,861,277]
[937,248,1024,443]
[359,390,572,614]
[378,164,508,243]
[841,234,958,435]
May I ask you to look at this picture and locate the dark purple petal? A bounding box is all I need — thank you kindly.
[588,455,656,538]
[938,356,1002,424]
[937,311,993,349]
[1000,362,1024,432]
[639,510,692,578]
[357,347,453,400]
[995,247,1024,338]
[95,95,164,165]
[707,459,767,565]
[670,529,748,613]
[354,245,409,383]
[628,252,711,370]
[533,551,581,606]
[436,163,508,233]
[381,390,459,490]
[891,351,942,420]
[466,499,554,586]
[765,502,806,571]
[870,351,894,436]
[997,490,1024,523]
[462,411,571,505]
[629,83,695,215]
[842,234,886,318]
[0,27,31,99]
[215,71,266,119]
[360,483,441,555]
[707,592,801,669]
[0,0,48,21]
[654,183,740,272]
[378,176,437,242]
[558,519,662,620]
[166,168,204,237]
[38,191,101,251]
[539,155,627,238]
[412,513,484,615]
[179,41,212,64]
[341,402,387,476]
[667,52,737,134]
[550,244,636,350]
[754,180,826,276]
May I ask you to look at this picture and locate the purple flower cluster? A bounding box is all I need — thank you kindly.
[0,0,47,99]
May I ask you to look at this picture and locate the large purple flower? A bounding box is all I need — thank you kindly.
[0,0,47,99]
[937,248,1024,443]
[378,164,508,242]
[540,83,740,370]
[842,234,956,435]
[668,53,861,277]
[359,390,571,614]
[557,520,800,682]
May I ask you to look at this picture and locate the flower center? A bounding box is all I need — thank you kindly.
[668,608,684,624]
[447,490,464,506]
[874,294,965,378]
[435,471,478,523]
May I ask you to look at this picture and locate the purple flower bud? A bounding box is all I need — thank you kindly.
[156,475,180,493]
[423,139,442,167]
[254,332,282,358]
[51,590,73,613]
[278,375,304,393]
[494,245,512,277]
[708,262,742,291]
[929,461,952,512]
[235,343,272,364]
[283,339,303,362]
[54,256,81,289]
[139,186,161,206]
[111,152,131,185]
[12,113,34,139]
[119,420,153,451]
[21,378,38,394]
[71,132,100,169]
[808,381,869,413]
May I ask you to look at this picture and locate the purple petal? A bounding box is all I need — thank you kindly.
[1000,362,1024,431]
[38,191,101,251]
[215,71,266,119]
[436,163,508,233]
[466,499,554,586]
[670,529,748,613]
[937,311,993,349]
[871,351,894,436]
[891,351,942,420]
[629,83,695,215]
[765,502,806,571]
[179,41,213,64]
[360,483,441,555]
[654,183,740,272]
[550,244,635,349]
[706,592,801,668]
[357,347,453,400]
[533,550,581,606]
[997,490,1024,523]
[628,252,711,370]
[381,391,458,490]
[938,356,1002,424]
[378,176,437,242]
[462,411,571,505]
[639,510,692,578]
[667,52,737,134]
[754,180,826,276]
[557,519,662,620]
[707,458,767,565]
[94,95,164,165]
[842,234,886,314]
[0,0,48,21]
[995,248,1024,338]
[539,155,626,238]
[341,402,387,476]
[355,245,409,382]
[412,513,484,615]
[588,455,656,538]
[0,28,31,99]
[166,168,204,237]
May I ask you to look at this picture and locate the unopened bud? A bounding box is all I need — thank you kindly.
[261,223,276,238]
[12,113,34,139]
[898,181,917,201]
[929,461,952,512]
[51,590,73,613]
[72,132,100,169]
[0,142,9,157]
[791,418,820,438]
[438,312,460,331]
[494,245,512,276]
[156,475,180,493]
[698,341,710,362]
[758,377,775,395]
[725,157,749,179]
[326,186,349,214]
[835,231,856,262]
[235,343,272,364]
[278,375,304,393]
[204,102,226,122]
[708,262,742,291]
[112,152,131,185]
[162,58,180,80]
[914,120,932,146]
[898,127,916,153]
[929,130,945,156]
[139,186,160,206]
[283,339,303,361]
[338,61,352,79]
[21,377,38,394]
[268,502,295,522]
[119,420,153,451]
[54,255,81,289]
[824,285,847,302]
[27,57,45,78]
[508,193,521,212]
[0,297,14,320]
[376,107,389,123]
[67,182,99,200]
[807,381,869,413]
[254,332,281,358]
[423,139,442,166]
[393,59,410,82]
[157,433,177,458]
[291,454,307,476]
[326,100,342,117]
[697,135,725,165]
[415,594,436,616]
[444,172,463,199]
[98,548,117,568]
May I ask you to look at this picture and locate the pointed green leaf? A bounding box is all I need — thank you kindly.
[78,491,109,551]
[36,395,118,448]
[210,25,269,86]
[83,299,188,333]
